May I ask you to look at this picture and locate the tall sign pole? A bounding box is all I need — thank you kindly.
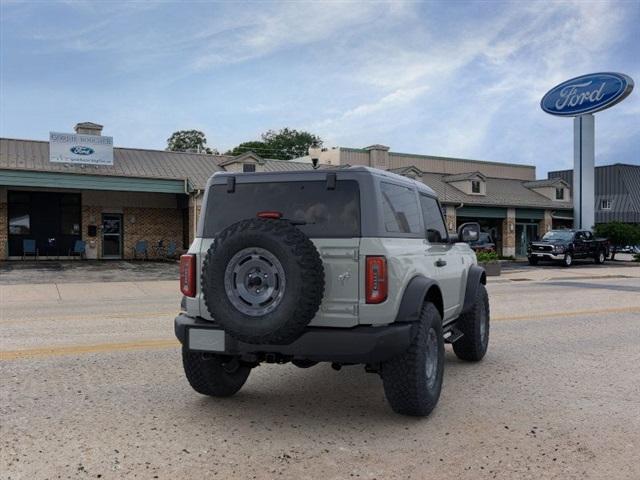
[541,72,633,230]
[573,114,594,229]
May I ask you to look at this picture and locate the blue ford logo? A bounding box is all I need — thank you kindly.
[541,72,633,116]
[70,146,95,155]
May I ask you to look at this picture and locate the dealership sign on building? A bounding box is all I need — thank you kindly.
[49,132,114,166]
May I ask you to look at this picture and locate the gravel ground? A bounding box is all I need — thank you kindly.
[1,266,639,479]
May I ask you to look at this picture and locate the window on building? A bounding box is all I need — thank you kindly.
[242,163,256,173]
[471,180,481,194]
[380,182,421,234]
[601,199,612,210]
[419,194,448,243]
[556,188,564,200]
[59,194,81,235]
[8,192,30,235]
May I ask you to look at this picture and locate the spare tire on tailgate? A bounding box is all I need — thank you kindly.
[201,218,325,345]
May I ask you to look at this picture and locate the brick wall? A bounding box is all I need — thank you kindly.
[444,205,457,234]
[501,208,516,257]
[81,205,103,259]
[539,210,553,237]
[122,207,183,260]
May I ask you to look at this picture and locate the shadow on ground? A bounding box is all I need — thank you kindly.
[0,260,179,285]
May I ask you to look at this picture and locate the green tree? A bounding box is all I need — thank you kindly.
[594,222,640,260]
[226,128,322,160]
[225,141,268,157]
[167,130,217,154]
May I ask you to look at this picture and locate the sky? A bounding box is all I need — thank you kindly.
[1,0,638,177]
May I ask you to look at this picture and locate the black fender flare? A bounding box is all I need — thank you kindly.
[394,275,443,323]
[461,265,487,314]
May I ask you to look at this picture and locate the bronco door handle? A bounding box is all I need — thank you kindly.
[435,259,447,267]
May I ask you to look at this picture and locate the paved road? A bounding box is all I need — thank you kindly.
[2,266,640,479]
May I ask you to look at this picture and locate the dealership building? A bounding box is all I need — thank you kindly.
[0,123,315,261]
[2,122,636,261]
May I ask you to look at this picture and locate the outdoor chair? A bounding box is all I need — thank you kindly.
[68,240,86,260]
[152,239,166,258]
[133,240,149,260]
[22,239,38,261]
[165,240,177,259]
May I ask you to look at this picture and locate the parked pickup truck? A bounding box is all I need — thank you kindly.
[527,229,609,267]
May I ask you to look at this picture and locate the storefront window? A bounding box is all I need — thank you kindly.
[9,208,30,234]
[8,192,30,234]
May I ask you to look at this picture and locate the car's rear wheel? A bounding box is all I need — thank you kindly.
[182,348,251,397]
[380,302,444,417]
[452,284,490,362]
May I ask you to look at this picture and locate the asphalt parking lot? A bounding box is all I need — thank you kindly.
[1,261,640,479]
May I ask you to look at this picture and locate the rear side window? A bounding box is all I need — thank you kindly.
[203,180,360,238]
[380,182,422,234]
[419,194,448,243]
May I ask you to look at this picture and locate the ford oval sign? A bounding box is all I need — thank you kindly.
[70,145,95,155]
[541,72,634,116]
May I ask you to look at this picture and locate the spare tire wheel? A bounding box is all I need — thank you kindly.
[201,218,325,345]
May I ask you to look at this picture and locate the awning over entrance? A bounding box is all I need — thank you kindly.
[552,213,574,220]
[515,208,545,220]
[1,169,186,194]
[456,206,507,218]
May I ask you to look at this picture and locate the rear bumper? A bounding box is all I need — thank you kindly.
[175,313,414,364]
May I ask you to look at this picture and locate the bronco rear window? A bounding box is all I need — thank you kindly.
[203,180,361,238]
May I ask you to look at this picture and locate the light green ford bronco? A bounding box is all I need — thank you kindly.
[175,167,489,416]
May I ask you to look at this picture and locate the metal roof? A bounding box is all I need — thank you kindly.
[417,171,573,209]
[1,137,227,190]
[523,178,568,188]
[0,136,577,211]
[443,171,486,182]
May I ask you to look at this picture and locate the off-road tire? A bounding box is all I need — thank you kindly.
[594,250,606,264]
[528,256,539,266]
[291,359,318,368]
[202,218,324,345]
[562,253,573,267]
[182,348,251,397]
[452,284,490,362]
[380,303,444,417]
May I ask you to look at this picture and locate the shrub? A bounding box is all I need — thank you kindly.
[476,251,499,263]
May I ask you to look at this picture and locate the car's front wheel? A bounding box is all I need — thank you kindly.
[182,348,251,397]
[380,302,444,417]
[594,250,606,264]
[528,256,539,265]
[452,284,490,362]
[562,253,573,267]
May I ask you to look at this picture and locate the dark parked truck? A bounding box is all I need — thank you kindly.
[527,230,609,267]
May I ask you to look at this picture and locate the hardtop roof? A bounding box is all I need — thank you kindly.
[208,165,438,197]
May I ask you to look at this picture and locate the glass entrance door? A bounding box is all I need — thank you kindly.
[102,214,123,259]
[516,223,539,257]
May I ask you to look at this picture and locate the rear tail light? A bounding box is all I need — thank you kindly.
[180,254,196,297]
[257,211,282,219]
[366,256,387,304]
